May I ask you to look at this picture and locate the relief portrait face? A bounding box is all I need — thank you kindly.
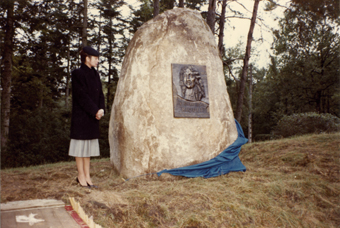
[183,69,196,89]
[172,63,210,118]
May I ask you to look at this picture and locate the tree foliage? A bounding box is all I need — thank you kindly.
[2,108,72,168]
[272,5,339,115]
[129,0,206,34]
[1,0,129,168]
[1,0,339,168]
[274,112,340,138]
[291,0,339,21]
[250,2,340,140]
[91,0,128,110]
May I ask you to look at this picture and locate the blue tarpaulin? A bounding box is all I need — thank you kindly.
[157,120,248,178]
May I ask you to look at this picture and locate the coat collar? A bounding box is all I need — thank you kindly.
[81,63,94,72]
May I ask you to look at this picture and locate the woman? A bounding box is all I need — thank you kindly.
[69,46,105,188]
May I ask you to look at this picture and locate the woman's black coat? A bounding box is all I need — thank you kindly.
[70,63,105,139]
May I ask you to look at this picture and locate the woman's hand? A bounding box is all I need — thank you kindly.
[96,109,104,120]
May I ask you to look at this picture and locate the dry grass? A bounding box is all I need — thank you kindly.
[1,132,339,227]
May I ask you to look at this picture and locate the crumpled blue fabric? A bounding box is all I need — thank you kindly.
[157,119,247,178]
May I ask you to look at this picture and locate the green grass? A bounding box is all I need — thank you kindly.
[1,132,339,227]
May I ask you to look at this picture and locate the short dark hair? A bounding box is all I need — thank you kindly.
[80,49,89,63]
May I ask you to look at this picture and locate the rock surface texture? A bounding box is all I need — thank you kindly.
[109,8,238,178]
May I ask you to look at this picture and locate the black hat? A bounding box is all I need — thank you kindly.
[82,46,100,56]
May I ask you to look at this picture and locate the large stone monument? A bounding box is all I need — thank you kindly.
[109,8,238,178]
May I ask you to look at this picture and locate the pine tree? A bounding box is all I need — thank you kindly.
[1,0,14,150]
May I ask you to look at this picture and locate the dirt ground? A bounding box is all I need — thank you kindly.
[1,159,116,203]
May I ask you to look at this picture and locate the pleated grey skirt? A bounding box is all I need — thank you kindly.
[68,139,100,157]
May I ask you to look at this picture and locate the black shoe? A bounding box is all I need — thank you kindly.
[87,182,99,189]
[76,178,90,188]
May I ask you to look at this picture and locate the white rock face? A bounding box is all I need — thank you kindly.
[109,8,238,178]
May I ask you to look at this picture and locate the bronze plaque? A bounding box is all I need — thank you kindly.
[172,64,210,118]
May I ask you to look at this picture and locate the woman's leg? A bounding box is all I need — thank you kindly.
[83,157,93,185]
[75,157,87,186]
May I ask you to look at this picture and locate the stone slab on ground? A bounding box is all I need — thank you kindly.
[1,199,82,228]
[1,199,65,211]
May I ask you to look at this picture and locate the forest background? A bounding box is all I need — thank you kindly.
[0,0,339,168]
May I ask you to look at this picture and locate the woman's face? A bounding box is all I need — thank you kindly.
[86,56,99,68]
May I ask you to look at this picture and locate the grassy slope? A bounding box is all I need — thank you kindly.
[1,133,339,228]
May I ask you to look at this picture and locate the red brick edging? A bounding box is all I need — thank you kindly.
[65,205,90,228]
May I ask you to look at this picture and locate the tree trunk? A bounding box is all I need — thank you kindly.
[39,86,44,109]
[154,0,159,17]
[235,0,259,122]
[179,0,184,7]
[107,16,113,111]
[66,43,70,109]
[218,0,227,56]
[82,0,88,47]
[1,0,14,151]
[166,0,175,9]
[97,13,102,72]
[248,64,253,143]
[207,0,217,34]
